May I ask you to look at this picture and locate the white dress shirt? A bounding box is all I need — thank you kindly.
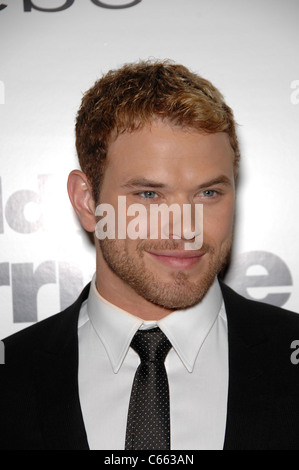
[78,274,228,450]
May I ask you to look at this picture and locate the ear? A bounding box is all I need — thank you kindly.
[67,170,96,232]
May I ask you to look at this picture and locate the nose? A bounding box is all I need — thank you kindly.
[160,203,203,250]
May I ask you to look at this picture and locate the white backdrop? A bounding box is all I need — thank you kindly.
[1,0,299,338]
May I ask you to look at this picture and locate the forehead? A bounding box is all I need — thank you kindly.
[105,121,235,185]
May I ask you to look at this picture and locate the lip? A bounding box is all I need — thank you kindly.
[146,250,205,269]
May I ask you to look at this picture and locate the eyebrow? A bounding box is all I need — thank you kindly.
[121,175,232,190]
[195,175,232,190]
[121,178,169,189]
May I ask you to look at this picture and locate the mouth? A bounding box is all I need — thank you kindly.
[145,249,206,269]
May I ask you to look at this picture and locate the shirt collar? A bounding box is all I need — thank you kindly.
[87,274,224,373]
[158,279,224,372]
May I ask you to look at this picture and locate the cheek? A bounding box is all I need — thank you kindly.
[203,202,235,244]
[116,205,153,241]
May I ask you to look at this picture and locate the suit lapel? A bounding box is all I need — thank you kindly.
[34,284,91,450]
[220,282,272,450]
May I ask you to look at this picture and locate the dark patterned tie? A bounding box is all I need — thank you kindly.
[125,327,172,450]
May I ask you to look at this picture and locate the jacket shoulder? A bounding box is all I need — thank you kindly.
[220,281,299,334]
[2,283,91,364]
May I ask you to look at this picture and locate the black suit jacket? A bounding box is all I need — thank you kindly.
[1,282,299,450]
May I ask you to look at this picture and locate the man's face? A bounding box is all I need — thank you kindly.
[97,120,235,310]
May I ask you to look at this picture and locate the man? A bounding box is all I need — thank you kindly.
[1,60,299,450]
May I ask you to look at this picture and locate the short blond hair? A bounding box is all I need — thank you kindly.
[76,59,240,202]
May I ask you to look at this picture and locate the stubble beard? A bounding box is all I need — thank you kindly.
[99,237,232,310]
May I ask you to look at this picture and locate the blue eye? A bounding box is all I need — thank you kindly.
[202,190,217,198]
[140,191,157,199]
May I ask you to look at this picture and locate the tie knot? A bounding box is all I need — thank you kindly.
[130,328,172,363]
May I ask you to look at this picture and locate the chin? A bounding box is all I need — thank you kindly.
[135,272,216,310]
